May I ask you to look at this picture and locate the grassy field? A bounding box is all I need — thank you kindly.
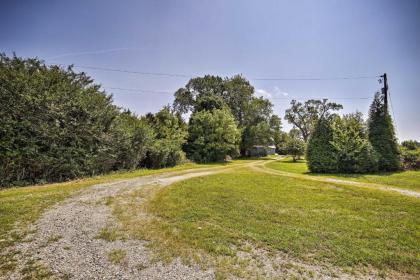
[110,167,420,279]
[266,157,420,192]
[0,161,248,276]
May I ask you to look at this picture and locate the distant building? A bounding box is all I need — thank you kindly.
[248,145,276,157]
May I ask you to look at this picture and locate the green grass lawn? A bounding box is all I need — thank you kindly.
[266,157,420,192]
[0,160,246,276]
[112,168,420,278]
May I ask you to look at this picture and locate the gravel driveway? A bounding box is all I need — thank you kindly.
[5,170,222,280]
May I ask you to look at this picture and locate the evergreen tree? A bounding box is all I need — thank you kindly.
[306,117,337,173]
[367,93,400,171]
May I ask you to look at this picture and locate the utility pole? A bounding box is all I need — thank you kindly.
[381,73,388,111]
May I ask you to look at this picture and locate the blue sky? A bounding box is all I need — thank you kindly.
[1,0,419,140]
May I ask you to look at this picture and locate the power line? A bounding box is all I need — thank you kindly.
[68,64,188,78]
[55,63,380,81]
[389,90,398,133]
[252,76,380,81]
[103,86,372,101]
[271,97,371,100]
[104,87,172,95]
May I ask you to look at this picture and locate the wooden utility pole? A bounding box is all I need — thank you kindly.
[381,73,388,110]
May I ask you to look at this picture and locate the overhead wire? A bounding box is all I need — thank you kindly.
[388,90,398,134]
[53,62,380,81]
[48,61,378,101]
[104,86,172,95]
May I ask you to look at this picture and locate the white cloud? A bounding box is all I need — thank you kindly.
[273,86,289,97]
[255,89,272,98]
[256,87,289,99]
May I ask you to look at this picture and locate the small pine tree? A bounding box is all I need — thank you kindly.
[306,117,337,173]
[367,93,400,171]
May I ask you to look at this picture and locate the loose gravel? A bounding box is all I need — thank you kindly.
[5,171,219,280]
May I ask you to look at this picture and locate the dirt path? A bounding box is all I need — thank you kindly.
[253,160,420,198]
[5,168,236,280]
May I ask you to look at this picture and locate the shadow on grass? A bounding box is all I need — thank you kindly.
[275,157,406,178]
[310,170,406,179]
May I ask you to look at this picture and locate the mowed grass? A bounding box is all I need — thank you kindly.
[118,169,420,278]
[266,157,420,192]
[0,160,247,275]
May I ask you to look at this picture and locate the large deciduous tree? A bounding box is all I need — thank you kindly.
[186,108,240,163]
[284,99,342,142]
[174,75,281,157]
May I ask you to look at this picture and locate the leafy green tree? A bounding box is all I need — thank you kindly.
[0,54,121,186]
[173,75,225,114]
[331,113,378,173]
[173,75,280,156]
[275,132,290,155]
[401,140,420,150]
[186,108,240,163]
[195,95,226,112]
[285,99,343,142]
[306,117,338,173]
[240,97,277,155]
[142,106,187,168]
[107,110,154,170]
[367,93,400,171]
[285,134,305,162]
[223,75,254,127]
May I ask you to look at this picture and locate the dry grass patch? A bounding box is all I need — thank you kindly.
[107,249,127,265]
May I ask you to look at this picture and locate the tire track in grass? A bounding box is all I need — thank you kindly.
[253,161,420,198]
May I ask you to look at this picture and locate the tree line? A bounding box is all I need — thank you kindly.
[283,94,416,173]
[1,54,417,187]
[0,54,281,187]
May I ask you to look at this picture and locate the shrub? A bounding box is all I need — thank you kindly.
[401,140,420,150]
[401,148,420,170]
[331,113,378,173]
[0,54,122,186]
[142,107,187,168]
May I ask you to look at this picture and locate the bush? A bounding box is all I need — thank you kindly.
[401,148,420,170]
[142,107,187,168]
[0,54,123,186]
[143,140,186,169]
[0,54,184,187]
[331,113,378,173]
[306,118,338,173]
[401,140,420,150]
